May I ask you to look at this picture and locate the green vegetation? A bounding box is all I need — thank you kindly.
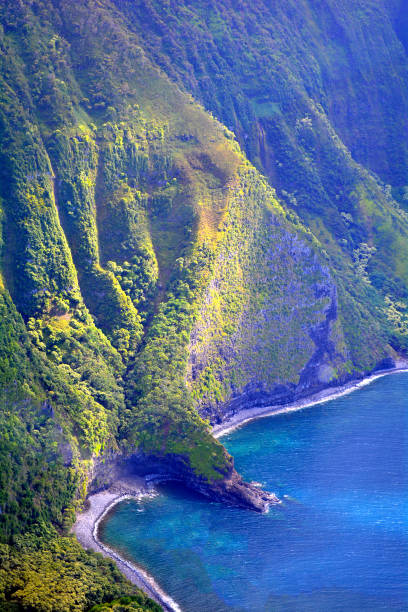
[0,535,144,612]
[0,0,407,610]
[90,595,161,612]
[120,0,408,398]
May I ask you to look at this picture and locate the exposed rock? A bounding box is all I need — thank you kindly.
[87,448,279,513]
[202,470,279,512]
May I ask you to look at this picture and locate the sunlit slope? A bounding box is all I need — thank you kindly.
[0,1,407,608]
[1,0,404,482]
[118,0,408,366]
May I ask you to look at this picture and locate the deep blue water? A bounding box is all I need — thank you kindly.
[100,373,408,611]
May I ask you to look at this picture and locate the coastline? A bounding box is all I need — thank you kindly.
[72,477,182,612]
[72,363,408,612]
[212,362,408,439]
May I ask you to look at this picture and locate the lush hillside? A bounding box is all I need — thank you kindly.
[0,0,407,610]
[117,0,408,408]
[119,0,408,196]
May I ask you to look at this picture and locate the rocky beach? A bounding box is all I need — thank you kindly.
[72,477,182,612]
[73,363,408,612]
[212,363,408,439]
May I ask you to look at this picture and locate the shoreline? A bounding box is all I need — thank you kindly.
[212,363,408,438]
[73,364,408,612]
[72,477,182,612]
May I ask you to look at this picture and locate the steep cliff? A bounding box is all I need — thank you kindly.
[119,0,408,194]
[116,0,408,418]
[0,0,407,610]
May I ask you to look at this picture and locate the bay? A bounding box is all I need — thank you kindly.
[100,373,408,611]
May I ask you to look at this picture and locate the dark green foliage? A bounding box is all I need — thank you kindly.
[119,0,408,307]
[0,534,145,612]
[90,594,161,612]
[119,0,408,186]
[124,242,229,479]
[0,1,407,610]
[0,395,78,541]
[0,292,33,388]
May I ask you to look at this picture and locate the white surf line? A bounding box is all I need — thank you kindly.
[83,365,408,609]
[93,494,183,612]
[213,366,408,439]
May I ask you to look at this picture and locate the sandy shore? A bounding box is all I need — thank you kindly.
[212,362,408,438]
[73,363,407,611]
[72,476,182,612]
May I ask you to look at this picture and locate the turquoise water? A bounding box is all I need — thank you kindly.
[100,373,408,611]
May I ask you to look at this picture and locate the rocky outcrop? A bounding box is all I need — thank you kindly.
[199,356,400,428]
[201,470,279,512]
[88,448,279,513]
[186,170,394,426]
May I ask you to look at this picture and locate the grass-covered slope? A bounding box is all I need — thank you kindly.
[0,0,407,610]
[114,0,408,403]
[119,0,408,190]
[0,288,154,611]
[118,0,408,289]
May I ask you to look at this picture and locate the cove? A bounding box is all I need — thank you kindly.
[99,373,408,611]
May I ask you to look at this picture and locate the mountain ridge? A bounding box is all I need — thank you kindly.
[0,1,407,610]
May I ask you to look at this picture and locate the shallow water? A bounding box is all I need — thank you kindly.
[100,373,408,611]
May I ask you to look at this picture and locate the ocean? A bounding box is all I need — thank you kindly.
[100,372,408,611]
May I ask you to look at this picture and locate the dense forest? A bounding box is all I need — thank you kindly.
[0,1,407,610]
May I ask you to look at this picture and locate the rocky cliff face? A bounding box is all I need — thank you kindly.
[186,167,395,424]
[89,448,278,512]
[0,4,407,607]
[105,0,408,425]
[1,1,408,607]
